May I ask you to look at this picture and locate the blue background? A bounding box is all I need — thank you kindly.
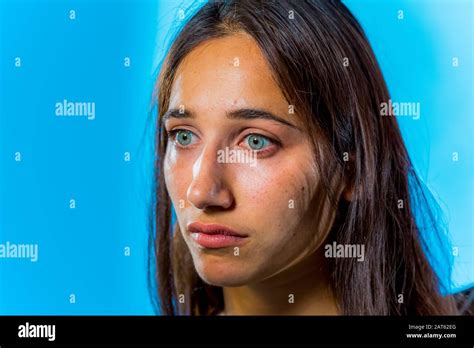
[0,0,472,314]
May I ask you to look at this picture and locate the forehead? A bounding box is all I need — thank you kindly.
[169,33,290,117]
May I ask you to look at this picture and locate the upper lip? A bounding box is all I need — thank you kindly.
[187,221,248,237]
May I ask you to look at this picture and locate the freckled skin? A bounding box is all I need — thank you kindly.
[163,33,340,288]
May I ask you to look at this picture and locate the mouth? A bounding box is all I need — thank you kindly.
[187,221,249,249]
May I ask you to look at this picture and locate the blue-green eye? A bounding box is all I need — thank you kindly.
[173,129,194,146]
[245,134,271,151]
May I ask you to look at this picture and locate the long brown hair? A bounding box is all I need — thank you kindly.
[150,0,459,315]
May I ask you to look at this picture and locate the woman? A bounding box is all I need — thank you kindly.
[149,0,461,315]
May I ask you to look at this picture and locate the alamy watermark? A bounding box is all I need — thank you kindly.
[0,241,38,262]
[324,241,365,262]
[380,99,420,120]
[217,147,257,167]
[55,99,95,120]
[18,322,55,341]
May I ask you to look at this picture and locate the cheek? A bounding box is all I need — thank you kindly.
[164,147,190,204]
[232,154,318,234]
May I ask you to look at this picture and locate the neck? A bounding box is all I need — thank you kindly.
[221,250,339,315]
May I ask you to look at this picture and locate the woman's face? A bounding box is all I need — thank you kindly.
[164,33,338,287]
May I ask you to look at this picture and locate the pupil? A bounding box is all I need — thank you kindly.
[178,131,190,145]
[250,135,263,149]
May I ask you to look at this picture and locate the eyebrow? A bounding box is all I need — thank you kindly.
[163,107,298,129]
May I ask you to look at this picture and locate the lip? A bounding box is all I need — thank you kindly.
[187,221,248,249]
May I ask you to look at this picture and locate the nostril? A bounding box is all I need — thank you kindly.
[186,179,234,211]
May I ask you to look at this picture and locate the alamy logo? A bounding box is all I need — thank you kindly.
[55,99,95,120]
[0,241,38,262]
[18,322,55,341]
[324,241,365,262]
[217,147,257,167]
[380,99,420,120]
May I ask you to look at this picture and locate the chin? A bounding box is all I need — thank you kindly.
[193,255,255,287]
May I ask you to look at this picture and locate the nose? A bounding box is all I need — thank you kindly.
[186,145,234,210]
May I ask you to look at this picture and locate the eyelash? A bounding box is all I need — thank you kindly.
[166,128,280,155]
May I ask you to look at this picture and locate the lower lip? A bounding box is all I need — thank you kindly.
[191,232,247,249]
